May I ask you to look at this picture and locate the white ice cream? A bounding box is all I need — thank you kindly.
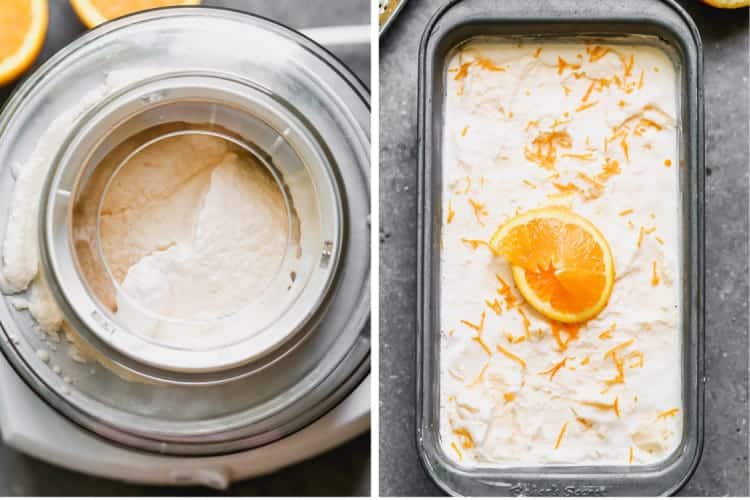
[0,71,147,336]
[87,133,288,324]
[440,41,682,466]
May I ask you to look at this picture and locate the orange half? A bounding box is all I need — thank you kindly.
[70,0,201,29]
[0,0,48,86]
[489,207,615,323]
[700,0,748,8]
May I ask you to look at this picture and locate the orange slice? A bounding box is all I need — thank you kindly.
[0,0,48,86]
[700,0,748,7]
[489,207,615,323]
[70,0,201,29]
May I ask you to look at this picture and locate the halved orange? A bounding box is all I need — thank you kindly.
[489,207,615,323]
[700,0,748,8]
[70,0,201,29]
[0,0,48,86]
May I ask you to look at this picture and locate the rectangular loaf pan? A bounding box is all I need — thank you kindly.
[416,0,704,496]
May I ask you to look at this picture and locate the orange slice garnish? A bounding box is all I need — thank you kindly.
[69,0,201,29]
[489,207,615,323]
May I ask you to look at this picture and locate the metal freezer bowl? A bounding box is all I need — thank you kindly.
[416,0,704,496]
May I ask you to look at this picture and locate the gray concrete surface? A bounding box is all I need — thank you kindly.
[379,1,749,496]
[0,0,370,496]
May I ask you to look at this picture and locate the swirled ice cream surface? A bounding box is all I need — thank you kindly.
[440,40,682,466]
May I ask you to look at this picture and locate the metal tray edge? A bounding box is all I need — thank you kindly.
[415,0,705,496]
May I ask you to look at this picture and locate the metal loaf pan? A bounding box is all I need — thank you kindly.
[416,0,704,495]
[380,0,409,36]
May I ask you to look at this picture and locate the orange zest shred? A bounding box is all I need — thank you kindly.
[597,158,621,182]
[604,339,634,360]
[539,357,573,380]
[453,428,475,448]
[516,307,531,338]
[548,320,581,352]
[629,447,634,464]
[598,323,617,340]
[581,355,591,366]
[504,392,516,403]
[476,57,506,72]
[571,408,594,429]
[576,415,594,429]
[505,332,526,344]
[587,45,611,62]
[664,159,672,167]
[577,171,605,190]
[637,227,646,248]
[550,117,571,129]
[581,81,596,102]
[461,311,486,335]
[639,117,664,132]
[561,153,594,161]
[657,408,679,419]
[523,179,537,189]
[581,397,620,417]
[468,198,488,226]
[554,422,568,449]
[533,47,542,58]
[525,130,573,170]
[453,58,506,81]
[485,298,502,315]
[468,361,490,386]
[496,344,527,369]
[451,442,463,460]
[461,125,469,137]
[622,53,635,78]
[461,238,492,251]
[472,335,492,356]
[637,69,645,89]
[628,351,644,368]
[496,274,518,309]
[453,62,471,80]
[651,261,660,286]
[463,175,472,194]
[637,226,656,248]
[602,352,625,392]
[562,85,572,96]
[620,137,630,162]
[576,101,599,113]
[552,182,583,195]
[618,208,634,216]
[655,236,665,245]
[447,200,455,224]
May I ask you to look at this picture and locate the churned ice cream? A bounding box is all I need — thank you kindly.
[439,41,682,466]
[72,128,288,325]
